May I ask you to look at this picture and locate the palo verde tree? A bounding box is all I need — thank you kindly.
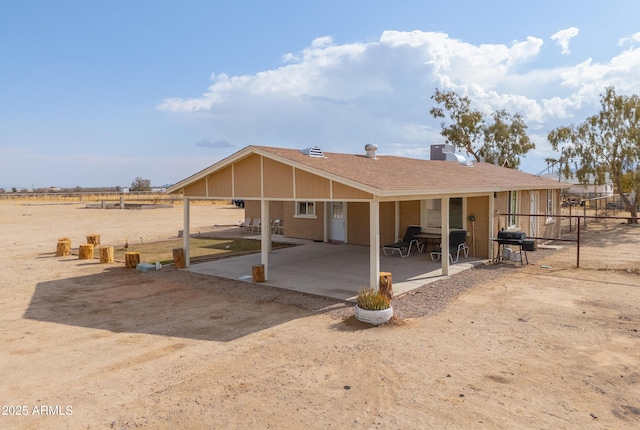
[547,86,640,222]
[430,88,535,169]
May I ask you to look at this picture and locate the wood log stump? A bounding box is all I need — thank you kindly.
[125,252,140,268]
[172,248,186,269]
[86,234,100,246]
[78,244,94,260]
[56,239,71,256]
[379,271,393,300]
[252,264,265,283]
[99,246,115,263]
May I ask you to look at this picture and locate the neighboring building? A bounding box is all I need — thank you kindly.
[539,172,614,200]
[167,145,568,287]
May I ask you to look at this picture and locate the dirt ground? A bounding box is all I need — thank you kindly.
[1,201,639,429]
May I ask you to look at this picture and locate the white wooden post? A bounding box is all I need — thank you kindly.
[369,199,380,288]
[261,199,269,281]
[489,193,495,260]
[183,197,190,267]
[394,201,400,241]
[441,197,450,276]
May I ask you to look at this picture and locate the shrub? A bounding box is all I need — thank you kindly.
[356,287,391,310]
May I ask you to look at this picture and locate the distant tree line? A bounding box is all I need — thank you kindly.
[0,177,155,194]
[0,185,123,194]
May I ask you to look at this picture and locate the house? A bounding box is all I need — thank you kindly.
[167,144,567,288]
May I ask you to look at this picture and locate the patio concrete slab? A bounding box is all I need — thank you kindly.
[185,240,485,302]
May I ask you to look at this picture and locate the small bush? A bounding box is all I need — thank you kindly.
[356,287,391,310]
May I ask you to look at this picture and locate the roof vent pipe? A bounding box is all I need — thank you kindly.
[365,143,378,159]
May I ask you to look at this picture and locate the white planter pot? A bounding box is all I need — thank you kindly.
[354,305,393,325]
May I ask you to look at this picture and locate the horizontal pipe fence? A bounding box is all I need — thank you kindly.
[500,212,639,271]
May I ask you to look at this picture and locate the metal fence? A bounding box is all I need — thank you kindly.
[0,192,239,206]
[499,212,640,271]
[0,191,176,203]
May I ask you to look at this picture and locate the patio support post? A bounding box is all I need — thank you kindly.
[260,199,269,281]
[394,201,400,241]
[488,193,495,260]
[183,197,190,267]
[441,197,450,276]
[369,199,380,289]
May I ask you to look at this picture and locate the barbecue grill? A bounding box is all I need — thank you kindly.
[493,231,533,265]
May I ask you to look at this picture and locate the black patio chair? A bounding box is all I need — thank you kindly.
[382,225,422,257]
[430,230,469,263]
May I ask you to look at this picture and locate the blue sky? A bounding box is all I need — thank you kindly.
[2,1,640,189]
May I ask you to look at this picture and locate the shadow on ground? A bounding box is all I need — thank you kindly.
[23,262,351,342]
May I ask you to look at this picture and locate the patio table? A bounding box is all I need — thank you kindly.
[414,233,441,253]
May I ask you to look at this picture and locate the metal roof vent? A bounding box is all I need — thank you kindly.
[300,146,324,158]
[364,143,378,159]
[445,152,474,166]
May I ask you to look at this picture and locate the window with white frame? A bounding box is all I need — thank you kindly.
[295,201,316,218]
[546,189,554,221]
[508,191,518,227]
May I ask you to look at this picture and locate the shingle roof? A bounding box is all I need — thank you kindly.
[254,146,567,195]
[167,145,568,196]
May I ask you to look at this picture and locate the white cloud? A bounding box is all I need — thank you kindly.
[157,30,640,175]
[618,32,640,47]
[551,27,579,55]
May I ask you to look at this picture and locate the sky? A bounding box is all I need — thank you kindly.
[2,1,640,189]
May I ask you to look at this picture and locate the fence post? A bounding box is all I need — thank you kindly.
[576,216,581,268]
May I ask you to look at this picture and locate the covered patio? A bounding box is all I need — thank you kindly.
[185,239,485,301]
[168,145,566,299]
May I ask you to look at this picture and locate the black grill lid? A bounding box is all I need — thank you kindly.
[497,231,526,240]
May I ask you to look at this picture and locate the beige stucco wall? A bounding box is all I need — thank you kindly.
[283,201,325,241]
[245,200,325,241]
[243,190,561,252]
[493,190,562,240]
[467,196,490,258]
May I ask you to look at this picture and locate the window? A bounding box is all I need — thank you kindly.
[295,201,316,218]
[425,199,441,228]
[449,198,463,229]
[546,189,555,222]
[424,198,463,229]
[508,191,518,227]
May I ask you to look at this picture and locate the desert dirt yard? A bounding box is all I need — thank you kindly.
[1,201,639,429]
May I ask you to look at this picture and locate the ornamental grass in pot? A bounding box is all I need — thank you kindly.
[354,287,393,325]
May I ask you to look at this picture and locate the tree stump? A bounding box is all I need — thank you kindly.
[78,244,94,260]
[252,264,265,283]
[172,248,186,269]
[99,246,115,263]
[86,234,100,246]
[56,239,71,256]
[379,271,393,300]
[125,252,140,268]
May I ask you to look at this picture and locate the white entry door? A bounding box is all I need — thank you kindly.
[330,202,346,242]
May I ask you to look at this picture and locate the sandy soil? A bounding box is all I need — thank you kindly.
[1,201,639,429]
